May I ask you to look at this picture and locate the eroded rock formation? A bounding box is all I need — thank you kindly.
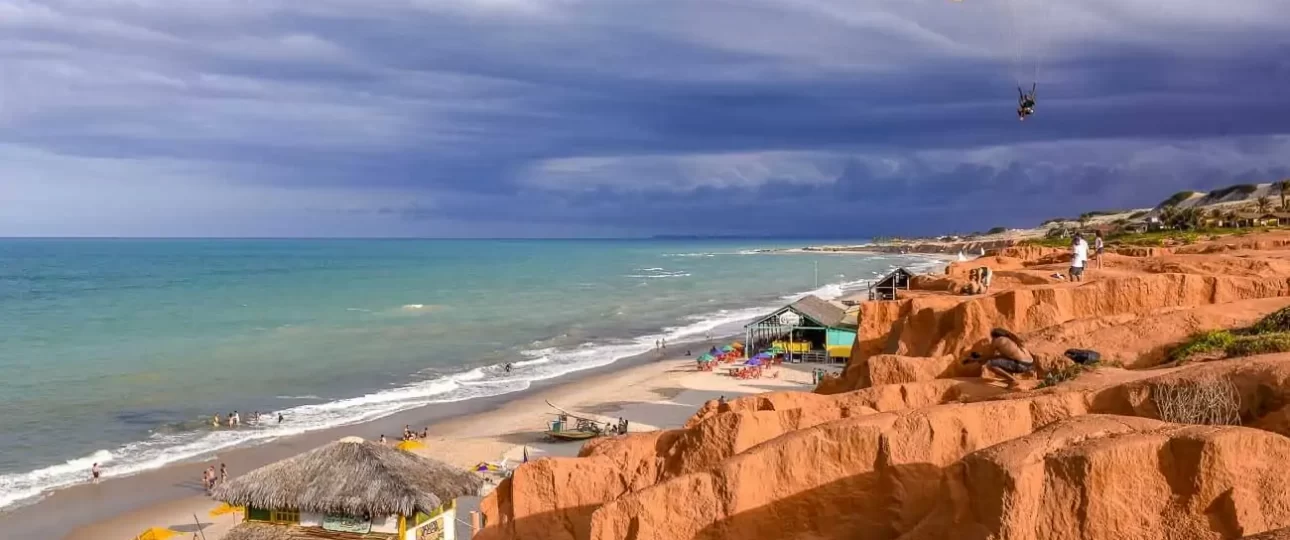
[478,231,1290,540]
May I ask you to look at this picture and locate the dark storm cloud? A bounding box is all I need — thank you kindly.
[2,0,1289,236]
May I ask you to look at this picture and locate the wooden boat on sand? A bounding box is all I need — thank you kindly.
[544,400,606,441]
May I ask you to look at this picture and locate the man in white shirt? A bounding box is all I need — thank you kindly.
[1070,233,1089,281]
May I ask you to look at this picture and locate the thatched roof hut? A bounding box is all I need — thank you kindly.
[212,436,482,518]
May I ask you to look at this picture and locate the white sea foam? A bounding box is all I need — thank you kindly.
[512,357,552,367]
[0,450,113,509]
[661,252,719,257]
[0,252,948,511]
[626,267,691,279]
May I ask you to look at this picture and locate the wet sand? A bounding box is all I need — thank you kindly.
[0,340,827,540]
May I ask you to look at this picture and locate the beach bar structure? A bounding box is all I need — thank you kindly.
[868,268,913,301]
[743,295,857,364]
[214,436,482,540]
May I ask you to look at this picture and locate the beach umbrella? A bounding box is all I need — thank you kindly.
[720,345,735,352]
[746,358,762,366]
[135,527,178,540]
[753,352,772,359]
[209,502,244,517]
[396,439,426,452]
[731,342,744,349]
[698,353,714,362]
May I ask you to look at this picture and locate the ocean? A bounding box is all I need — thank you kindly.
[0,239,941,510]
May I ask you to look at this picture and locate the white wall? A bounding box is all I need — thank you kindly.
[300,512,324,527]
[372,514,400,533]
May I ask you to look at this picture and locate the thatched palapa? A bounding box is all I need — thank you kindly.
[212,436,482,518]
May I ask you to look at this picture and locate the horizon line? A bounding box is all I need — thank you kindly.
[0,235,872,241]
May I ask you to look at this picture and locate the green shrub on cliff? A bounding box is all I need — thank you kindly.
[1038,361,1099,388]
[1225,333,1290,358]
[1250,306,1290,334]
[1168,330,1235,363]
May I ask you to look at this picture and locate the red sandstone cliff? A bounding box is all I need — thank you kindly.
[478,231,1290,540]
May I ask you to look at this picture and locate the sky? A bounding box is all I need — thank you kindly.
[2,0,1289,238]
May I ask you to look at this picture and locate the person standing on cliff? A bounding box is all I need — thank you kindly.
[1094,230,1105,269]
[1070,233,1089,282]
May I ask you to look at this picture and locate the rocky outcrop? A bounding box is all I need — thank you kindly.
[478,233,1290,540]
[991,245,1066,261]
[1025,297,1290,368]
[1111,246,1172,257]
[910,415,1290,539]
[482,355,1290,540]
[839,273,1290,394]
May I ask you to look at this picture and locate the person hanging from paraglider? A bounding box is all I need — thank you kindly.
[1017,82,1036,121]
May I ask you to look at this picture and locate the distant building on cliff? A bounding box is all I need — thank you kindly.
[868,268,913,301]
[214,436,482,540]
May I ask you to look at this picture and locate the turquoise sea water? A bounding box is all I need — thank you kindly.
[0,239,941,509]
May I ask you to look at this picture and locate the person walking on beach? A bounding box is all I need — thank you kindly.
[91,462,101,484]
[380,434,387,444]
[277,413,284,424]
[219,463,228,485]
[421,427,429,439]
[1070,233,1089,282]
[212,413,221,428]
[201,468,210,491]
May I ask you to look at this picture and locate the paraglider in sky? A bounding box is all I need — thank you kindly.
[1003,0,1049,120]
[1017,83,1036,120]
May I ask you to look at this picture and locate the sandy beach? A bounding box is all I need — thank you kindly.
[34,348,824,540]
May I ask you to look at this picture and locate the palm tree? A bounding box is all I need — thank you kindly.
[1183,207,1203,230]
[1279,179,1290,211]
[1257,196,1272,213]
[1159,206,1179,229]
[1208,208,1223,228]
[1224,210,1239,228]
